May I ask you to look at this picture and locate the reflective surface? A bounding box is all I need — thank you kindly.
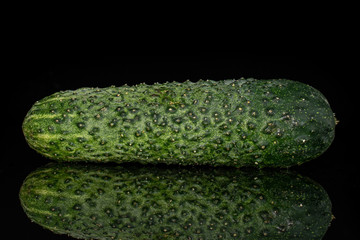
[4,54,356,239]
[19,163,332,240]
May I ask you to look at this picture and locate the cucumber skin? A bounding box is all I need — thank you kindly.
[19,163,332,240]
[22,79,335,167]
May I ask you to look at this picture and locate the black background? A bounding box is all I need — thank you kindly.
[3,53,358,239]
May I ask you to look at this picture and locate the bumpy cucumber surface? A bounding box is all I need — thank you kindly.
[22,79,335,167]
[19,163,332,240]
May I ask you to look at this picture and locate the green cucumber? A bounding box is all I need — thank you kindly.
[19,163,332,240]
[22,79,336,167]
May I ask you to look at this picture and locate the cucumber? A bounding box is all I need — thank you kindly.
[19,163,332,240]
[22,79,336,167]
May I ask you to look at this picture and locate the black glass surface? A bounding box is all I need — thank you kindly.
[4,54,356,239]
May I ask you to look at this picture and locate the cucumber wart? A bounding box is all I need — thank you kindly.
[19,163,333,240]
[22,79,336,167]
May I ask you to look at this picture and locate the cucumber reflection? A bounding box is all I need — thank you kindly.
[20,163,332,240]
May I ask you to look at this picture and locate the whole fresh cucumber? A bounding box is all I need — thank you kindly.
[22,79,336,167]
[19,163,332,240]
